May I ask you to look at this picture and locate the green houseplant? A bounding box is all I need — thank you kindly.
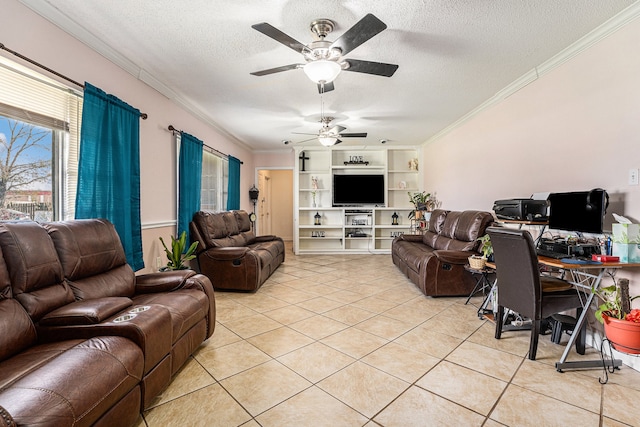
[477,234,493,260]
[593,279,640,354]
[159,231,199,270]
[407,191,439,219]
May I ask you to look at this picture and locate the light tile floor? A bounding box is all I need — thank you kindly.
[138,247,640,427]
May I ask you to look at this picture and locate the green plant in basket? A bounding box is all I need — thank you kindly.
[159,231,199,270]
[477,234,493,259]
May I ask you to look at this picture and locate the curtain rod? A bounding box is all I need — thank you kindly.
[0,43,148,120]
[168,125,243,164]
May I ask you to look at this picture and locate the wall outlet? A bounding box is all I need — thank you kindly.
[156,256,163,270]
[629,168,639,186]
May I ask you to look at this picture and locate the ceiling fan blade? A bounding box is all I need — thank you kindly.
[330,125,346,133]
[334,139,343,145]
[251,23,308,53]
[292,131,320,136]
[330,13,387,56]
[344,59,398,77]
[338,132,368,138]
[251,64,302,76]
[317,81,335,93]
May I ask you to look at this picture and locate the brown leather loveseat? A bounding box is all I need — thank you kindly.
[392,209,494,297]
[0,219,215,426]
[190,210,285,292]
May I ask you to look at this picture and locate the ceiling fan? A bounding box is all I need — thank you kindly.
[251,13,399,93]
[286,116,368,147]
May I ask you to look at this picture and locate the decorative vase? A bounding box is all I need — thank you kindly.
[602,313,640,354]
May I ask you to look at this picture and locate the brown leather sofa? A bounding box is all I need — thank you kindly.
[392,209,494,297]
[0,219,215,426]
[190,210,285,292]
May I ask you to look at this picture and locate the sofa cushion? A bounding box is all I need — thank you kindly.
[235,210,252,232]
[45,220,136,299]
[454,210,494,243]
[132,290,209,342]
[235,211,256,245]
[0,299,37,363]
[0,222,74,321]
[222,211,239,236]
[0,336,143,426]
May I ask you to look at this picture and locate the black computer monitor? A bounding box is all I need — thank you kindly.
[547,189,608,234]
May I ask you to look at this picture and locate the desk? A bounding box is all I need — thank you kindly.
[536,256,640,371]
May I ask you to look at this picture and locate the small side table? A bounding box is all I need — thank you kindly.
[464,264,496,318]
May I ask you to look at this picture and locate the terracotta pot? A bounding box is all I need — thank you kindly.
[602,313,640,354]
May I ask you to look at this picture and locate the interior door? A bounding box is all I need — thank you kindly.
[258,171,272,235]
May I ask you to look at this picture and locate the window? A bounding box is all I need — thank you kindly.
[175,134,228,213]
[0,56,81,221]
[200,148,228,211]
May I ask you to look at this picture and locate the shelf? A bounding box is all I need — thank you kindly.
[295,146,421,255]
[331,165,385,170]
[300,237,342,240]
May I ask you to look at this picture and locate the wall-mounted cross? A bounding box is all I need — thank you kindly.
[299,151,310,172]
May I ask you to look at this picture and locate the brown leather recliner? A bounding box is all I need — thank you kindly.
[190,210,285,292]
[0,219,216,420]
[392,209,494,297]
[0,240,144,427]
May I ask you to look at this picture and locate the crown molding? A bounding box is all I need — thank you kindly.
[424,2,640,146]
[19,0,252,152]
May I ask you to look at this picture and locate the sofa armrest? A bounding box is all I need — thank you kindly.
[255,235,281,242]
[433,250,474,265]
[135,270,196,294]
[395,234,423,243]
[39,297,133,326]
[201,246,250,260]
[181,273,216,339]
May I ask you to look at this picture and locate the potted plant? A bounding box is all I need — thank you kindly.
[594,279,640,354]
[408,191,439,219]
[159,231,199,271]
[477,234,493,261]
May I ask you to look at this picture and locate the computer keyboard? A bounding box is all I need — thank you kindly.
[536,248,568,259]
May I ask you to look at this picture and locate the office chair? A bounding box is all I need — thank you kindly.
[486,227,586,360]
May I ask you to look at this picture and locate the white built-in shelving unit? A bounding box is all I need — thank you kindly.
[294,146,422,254]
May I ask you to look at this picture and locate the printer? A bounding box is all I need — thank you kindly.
[493,198,548,221]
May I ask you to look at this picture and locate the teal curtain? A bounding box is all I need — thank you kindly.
[178,132,203,239]
[75,82,144,271]
[227,155,241,210]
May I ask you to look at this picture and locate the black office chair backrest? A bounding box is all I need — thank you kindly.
[486,227,542,320]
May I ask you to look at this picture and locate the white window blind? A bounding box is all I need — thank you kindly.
[175,134,229,215]
[0,55,82,220]
[201,148,228,211]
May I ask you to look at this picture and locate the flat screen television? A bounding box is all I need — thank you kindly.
[547,189,608,234]
[333,174,385,206]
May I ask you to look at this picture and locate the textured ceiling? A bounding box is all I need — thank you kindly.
[20,0,637,150]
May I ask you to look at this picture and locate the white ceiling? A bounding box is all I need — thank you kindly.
[20,0,636,150]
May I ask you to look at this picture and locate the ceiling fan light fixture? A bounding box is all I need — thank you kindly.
[303,60,341,84]
[318,135,338,146]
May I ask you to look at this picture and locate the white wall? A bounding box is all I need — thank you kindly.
[3,0,255,272]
